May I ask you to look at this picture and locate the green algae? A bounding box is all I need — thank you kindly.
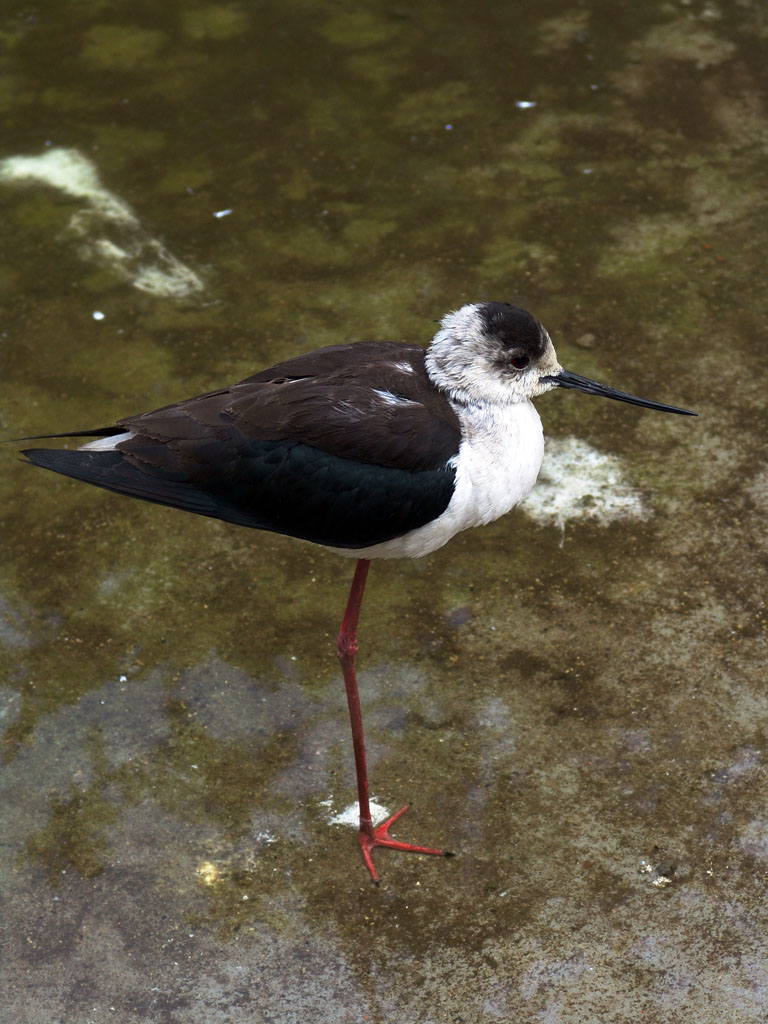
[317,11,401,49]
[181,5,250,41]
[80,25,168,70]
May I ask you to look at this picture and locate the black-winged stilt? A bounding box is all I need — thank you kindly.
[19,302,695,881]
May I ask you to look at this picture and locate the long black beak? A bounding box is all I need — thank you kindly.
[543,370,696,416]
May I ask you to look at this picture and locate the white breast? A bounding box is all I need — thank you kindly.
[333,400,544,560]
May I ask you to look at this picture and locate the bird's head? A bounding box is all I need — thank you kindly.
[426,301,695,416]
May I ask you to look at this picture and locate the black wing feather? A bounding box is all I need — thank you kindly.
[20,341,461,549]
[22,448,220,517]
[22,442,456,548]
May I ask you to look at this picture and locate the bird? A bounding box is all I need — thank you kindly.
[17,301,695,882]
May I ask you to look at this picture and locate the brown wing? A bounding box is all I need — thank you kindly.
[23,341,463,548]
[117,342,461,473]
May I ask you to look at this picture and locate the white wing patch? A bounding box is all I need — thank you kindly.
[372,388,419,407]
[80,431,136,451]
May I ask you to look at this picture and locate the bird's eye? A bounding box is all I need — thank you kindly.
[511,355,530,369]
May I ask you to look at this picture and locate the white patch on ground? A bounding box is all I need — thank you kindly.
[255,830,277,846]
[0,147,203,298]
[320,797,390,827]
[521,436,647,531]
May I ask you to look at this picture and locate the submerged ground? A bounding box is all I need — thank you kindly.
[2,2,767,1021]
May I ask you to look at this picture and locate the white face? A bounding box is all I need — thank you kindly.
[425,303,563,407]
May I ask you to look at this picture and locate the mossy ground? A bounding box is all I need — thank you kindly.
[2,2,768,1021]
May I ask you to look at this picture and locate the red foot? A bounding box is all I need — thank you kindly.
[358,804,452,883]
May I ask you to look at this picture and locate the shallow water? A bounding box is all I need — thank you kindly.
[2,2,768,1022]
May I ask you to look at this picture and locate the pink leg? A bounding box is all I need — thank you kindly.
[337,558,450,882]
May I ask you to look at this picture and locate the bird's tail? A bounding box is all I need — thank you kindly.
[22,447,126,487]
[5,427,122,444]
[21,447,219,519]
